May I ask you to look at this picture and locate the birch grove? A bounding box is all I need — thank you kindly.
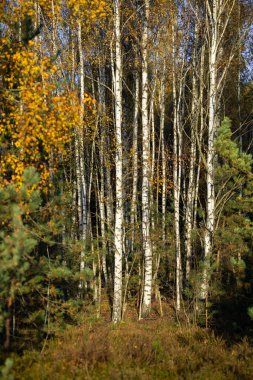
[1,0,253,342]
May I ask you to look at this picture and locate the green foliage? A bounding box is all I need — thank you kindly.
[1,358,14,380]
[0,168,88,351]
[206,118,253,331]
[0,168,40,334]
[214,118,253,274]
[215,117,252,174]
[248,307,253,320]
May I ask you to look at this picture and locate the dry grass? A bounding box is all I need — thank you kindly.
[12,314,253,380]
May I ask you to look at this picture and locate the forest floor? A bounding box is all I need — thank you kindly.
[6,299,253,380]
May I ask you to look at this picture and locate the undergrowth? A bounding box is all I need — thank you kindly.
[8,316,253,380]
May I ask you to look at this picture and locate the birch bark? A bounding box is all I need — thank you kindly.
[201,0,236,299]
[185,21,199,280]
[98,65,108,284]
[131,71,139,252]
[172,23,183,312]
[141,0,153,318]
[201,0,219,299]
[77,22,88,286]
[112,0,123,323]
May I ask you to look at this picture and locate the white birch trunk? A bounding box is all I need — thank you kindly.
[185,22,199,280]
[130,71,139,252]
[201,0,218,299]
[77,22,87,286]
[172,24,182,312]
[153,63,166,287]
[98,65,108,284]
[141,0,152,318]
[161,64,166,252]
[112,0,123,323]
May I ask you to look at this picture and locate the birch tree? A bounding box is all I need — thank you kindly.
[77,22,88,290]
[141,0,153,318]
[172,20,184,312]
[185,18,199,281]
[201,0,237,300]
[112,0,123,323]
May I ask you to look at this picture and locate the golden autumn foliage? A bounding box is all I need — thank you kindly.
[0,40,81,189]
[67,0,111,21]
[1,0,110,21]
[0,0,106,191]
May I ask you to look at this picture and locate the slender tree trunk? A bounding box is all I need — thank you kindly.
[201,0,218,300]
[112,0,123,323]
[141,0,152,318]
[185,22,199,281]
[194,43,205,230]
[172,24,182,312]
[161,63,166,260]
[131,70,139,253]
[153,63,166,302]
[98,65,109,284]
[77,22,88,289]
